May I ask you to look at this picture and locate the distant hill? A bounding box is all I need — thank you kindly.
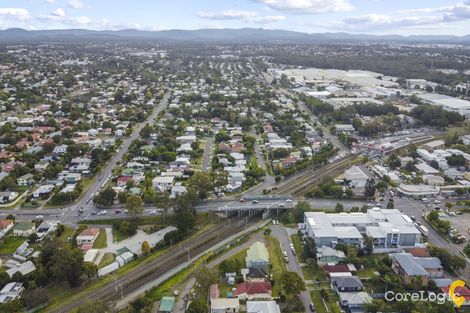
[0,28,469,44]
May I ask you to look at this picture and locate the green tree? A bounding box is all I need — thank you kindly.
[93,187,116,207]
[280,271,306,296]
[39,239,84,287]
[293,201,310,223]
[29,233,38,244]
[125,194,144,216]
[141,241,150,254]
[187,172,213,200]
[386,198,395,209]
[335,202,344,213]
[82,263,98,279]
[364,179,376,198]
[186,299,208,313]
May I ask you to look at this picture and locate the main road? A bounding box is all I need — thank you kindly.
[59,91,171,223]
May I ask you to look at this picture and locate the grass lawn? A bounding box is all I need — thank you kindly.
[58,226,75,242]
[311,289,327,313]
[112,229,131,242]
[357,267,378,279]
[93,229,107,249]
[98,253,115,268]
[290,234,303,262]
[223,247,247,269]
[301,266,315,280]
[266,236,286,296]
[0,236,26,254]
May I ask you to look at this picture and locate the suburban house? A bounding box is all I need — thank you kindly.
[234,282,272,300]
[12,222,36,237]
[391,252,443,285]
[210,298,240,313]
[6,261,36,278]
[16,173,34,186]
[245,241,270,271]
[0,220,14,234]
[338,292,372,313]
[32,184,55,199]
[0,191,18,204]
[246,301,281,313]
[331,276,364,293]
[316,247,346,265]
[0,282,24,303]
[152,176,175,191]
[36,221,57,239]
[76,228,100,245]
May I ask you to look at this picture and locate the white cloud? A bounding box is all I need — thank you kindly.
[51,8,66,18]
[253,15,285,24]
[197,9,285,24]
[251,0,353,14]
[67,0,87,9]
[318,2,470,32]
[197,10,258,20]
[0,8,31,20]
[46,0,57,3]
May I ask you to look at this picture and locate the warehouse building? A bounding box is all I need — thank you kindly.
[417,93,470,118]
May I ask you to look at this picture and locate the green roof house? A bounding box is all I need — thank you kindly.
[245,241,270,271]
[13,221,36,237]
[158,296,175,313]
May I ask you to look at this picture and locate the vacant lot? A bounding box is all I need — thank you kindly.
[0,236,25,254]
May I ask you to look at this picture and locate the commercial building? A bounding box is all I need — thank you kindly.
[417,93,470,118]
[304,208,421,252]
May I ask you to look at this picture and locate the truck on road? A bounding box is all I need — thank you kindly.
[418,225,429,236]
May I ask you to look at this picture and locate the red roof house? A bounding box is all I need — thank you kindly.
[117,176,134,187]
[234,282,272,299]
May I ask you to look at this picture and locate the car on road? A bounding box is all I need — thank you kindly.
[252,200,259,204]
[240,198,245,202]
[310,303,316,312]
[35,215,43,220]
[279,203,285,208]
[285,199,293,204]
[150,210,157,215]
[115,210,121,214]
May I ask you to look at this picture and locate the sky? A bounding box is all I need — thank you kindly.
[0,0,470,35]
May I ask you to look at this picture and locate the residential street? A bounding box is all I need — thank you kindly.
[201,137,214,171]
[270,224,313,312]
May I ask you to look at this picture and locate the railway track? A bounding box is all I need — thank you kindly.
[52,217,259,313]
[274,156,353,196]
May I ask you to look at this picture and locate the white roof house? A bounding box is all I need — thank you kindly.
[152,176,175,191]
[0,282,24,303]
[247,301,281,313]
[6,261,36,278]
[210,298,240,313]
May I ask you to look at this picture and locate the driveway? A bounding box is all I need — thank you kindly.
[94,226,176,265]
[270,225,313,312]
[201,137,214,172]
